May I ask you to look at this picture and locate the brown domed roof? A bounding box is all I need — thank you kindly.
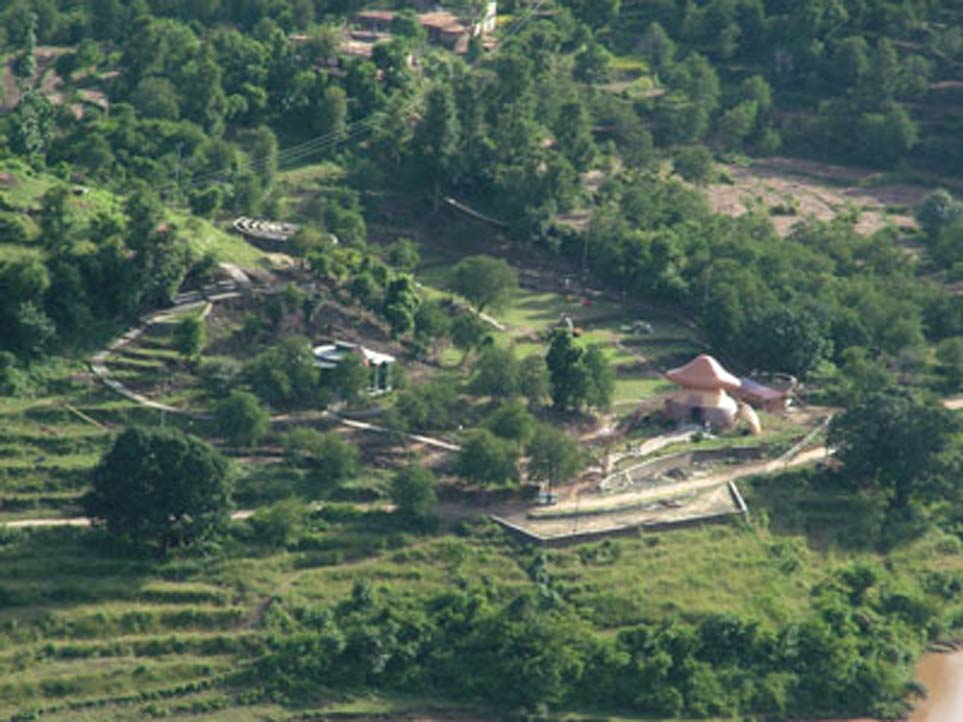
[665,354,741,391]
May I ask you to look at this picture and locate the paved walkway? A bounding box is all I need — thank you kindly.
[532,445,828,519]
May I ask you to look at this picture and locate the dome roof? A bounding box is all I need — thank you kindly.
[665,354,741,391]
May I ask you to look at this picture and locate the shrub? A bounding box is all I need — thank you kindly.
[215,390,269,447]
[456,429,519,486]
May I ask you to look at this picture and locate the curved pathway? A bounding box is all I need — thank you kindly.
[89,283,460,453]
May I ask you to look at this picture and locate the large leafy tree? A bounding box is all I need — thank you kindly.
[526,423,582,487]
[447,255,518,314]
[456,429,519,486]
[546,328,586,411]
[471,346,520,397]
[410,83,460,208]
[85,427,232,551]
[827,388,958,509]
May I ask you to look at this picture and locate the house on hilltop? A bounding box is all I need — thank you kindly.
[352,2,497,53]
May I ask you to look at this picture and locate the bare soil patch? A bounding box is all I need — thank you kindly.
[706,156,928,236]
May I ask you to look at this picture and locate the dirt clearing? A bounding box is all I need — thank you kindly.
[705,156,930,236]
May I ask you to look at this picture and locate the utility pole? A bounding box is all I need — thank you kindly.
[702,266,712,312]
[172,142,184,206]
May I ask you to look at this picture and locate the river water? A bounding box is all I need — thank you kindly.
[909,651,963,722]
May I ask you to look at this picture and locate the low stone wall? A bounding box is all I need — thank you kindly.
[493,509,741,547]
[601,446,765,493]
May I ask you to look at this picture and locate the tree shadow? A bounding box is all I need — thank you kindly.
[0,526,159,626]
[745,468,893,551]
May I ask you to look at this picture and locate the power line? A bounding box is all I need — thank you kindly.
[165,0,547,194]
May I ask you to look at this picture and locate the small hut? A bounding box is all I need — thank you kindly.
[313,341,396,394]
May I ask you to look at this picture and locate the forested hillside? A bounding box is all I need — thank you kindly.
[2,0,963,377]
[1,0,962,720]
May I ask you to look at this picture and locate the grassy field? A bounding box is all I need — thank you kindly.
[0,492,960,720]
[415,246,702,410]
[3,162,956,720]
[0,159,268,267]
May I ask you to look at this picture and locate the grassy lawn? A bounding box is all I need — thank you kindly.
[610,55,650,74]
[416,246,701,409]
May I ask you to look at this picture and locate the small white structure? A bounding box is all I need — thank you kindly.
[313,341,396,393]
[476,1,498,35]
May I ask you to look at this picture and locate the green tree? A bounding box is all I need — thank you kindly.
[936,337,963,390]
[471,346,520,397]
[391,9,426,43]
[383,274,421,336]
[456,428,518,486]
[241,125,279,188]
[284,429,360,494]
[674,145,714,184]
[555,101,596,171]
[574,41,613,83]
[447,255,518,313]
[410,84,460,208]
[249,498,308,547]
[84,427,232,552]
[303,24,341,65]
[484,399,535,445]
[857,104,918,166]
[546,329,587,411]
[245,337,319,408]
[582,345,615,409]
[173,315,207,364]
[451,312,489,364]
[39,185,72,252]
[916,189,962,240]
[386,238,420,272]
[396,379,460,432]
[828,389,957,509]
[315,85,347,144]
[216,390,269,447]
[639,22,675,74]
[13,12,37,85]
[327,350,371,405]
[11,301,57,359]
[290,225,326,265]
[414,300,452,356]
[718,100,758,149]
[8,90,55,158]
[391,465,437,521]
[741,306,830,378]
[350,271,381,309]
[518,355,550,406]
[131,77,180,120]
[527,423,582,488]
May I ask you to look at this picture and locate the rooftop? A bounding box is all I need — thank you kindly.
[313,341,396,369]
[665,354,742,391]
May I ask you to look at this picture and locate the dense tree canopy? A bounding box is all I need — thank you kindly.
[828,388,958,509]
[85,427,232,551]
